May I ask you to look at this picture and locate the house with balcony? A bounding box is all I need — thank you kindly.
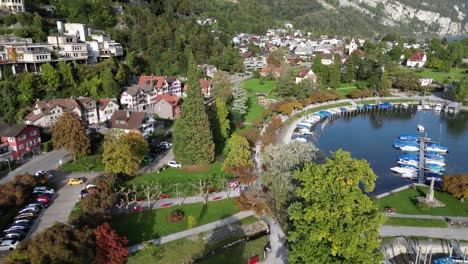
[47,35,89,62]
[97,99,120,123]
[120,84,157,112]
[0,0,25,13]
[77,97,99,125]
[167,77,183,97]
[109,110,155,138]
[0,124,41,162]
[138,76,170,94]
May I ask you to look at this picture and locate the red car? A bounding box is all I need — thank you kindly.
[35,196,50,203]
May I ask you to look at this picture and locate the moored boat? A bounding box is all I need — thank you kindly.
[434,104,442,111]
[425,159,445,166]
[402,103,409,109]
[417,125,425,132]
[400,145,419,152]
[391,166,416,174]
[399,134,419,140]
[426,144,448,153]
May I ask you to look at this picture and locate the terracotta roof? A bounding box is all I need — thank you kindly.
[77,97,95,110]
[110,110,146,131]
[138,76,167,89]
[26,98,80,122]
[260,66,281,73]
[351,49,365,58]
[408,52,426,62]
[155,94,181,106]
[0,124,29,137]
[297,69,310,78]
[287,54,301,60]
[98,99,117,111]
[242,52,254,58]
[321,53,334,60]
[199,80,212,94]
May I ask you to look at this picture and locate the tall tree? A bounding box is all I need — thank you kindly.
[17,72,35,105]
[41,63,60,96]
[262,142,320,222]
[211,71,232,102]
[94,222,129,264]
[51,112,90,161]
[328,54,341,88]
[102,131,148,176]
[115,64,130,87]
[57,61,76,91]
[230,86,248,116]
[101,68,120,98]
[452,77,468,103]
[173,51,215,165]
[288,150,385,263]
[223,133,254,176]
[211,98,230,143]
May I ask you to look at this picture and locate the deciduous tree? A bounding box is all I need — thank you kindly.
[52,112,90,162]
[173,51,215,165]
[442,174,468,199]
[102,131,148,176]
[211,71,232,102]
[288,150,385,263]
[223,134,254,176]
[40,63,60,96]
[94,222,129,264]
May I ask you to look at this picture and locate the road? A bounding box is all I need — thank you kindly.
[0,149,70,184]
[380,225,468,240]
[263,217,289,264]
[139,149,174,174]
[385,213,468,222]
[28,171,100,237]
[230,72,253,84]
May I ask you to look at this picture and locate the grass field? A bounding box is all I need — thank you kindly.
[384,217,448,228]
[244,96,267,123]
[415,68,467,82]
[243,79,277,95]
[242,78,278,123]
[111,199,239,245]
[127,233,268,264]
[60,154,104,172]
[335,87,358,98]
[375,186,468,217]
[126,162,230,196]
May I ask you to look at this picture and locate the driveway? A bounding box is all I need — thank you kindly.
[140,149,174,174]
[28,171,99,237]
[0,149,70,184]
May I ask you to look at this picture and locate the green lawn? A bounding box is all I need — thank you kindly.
[384,217,448,228]
[415,68,467,82]
[243,78,277,95]
[128,233,268,264]
[335,87,358,98]
[60,154,104,172]
[235,216,260,226]
[126,162,230,196]
[241,78,278,124]
[111,199,240,245]
[244,96,267,123]
[375,186,468,217]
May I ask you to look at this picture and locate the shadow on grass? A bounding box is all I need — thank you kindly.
[198,204,208,222]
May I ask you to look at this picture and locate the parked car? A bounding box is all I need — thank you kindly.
[144,155,155,164]
[25,202,47,209]
[35,170,54,180]
[18,207,40,214]
[13,219,32,225]
[85,184,97,190]
[1,232,25,241]
[9,222,31,229]
[68,178,84,185]
[33,186,55,195]
[80,189,89,198]
[2,230,26,237]
[14,212,37,220]
[33,192,53,199]
[167,160,182,168]
[3,225,29,233]
[0,240,19,251]
[34,196,50,204]
[159,142,172,150]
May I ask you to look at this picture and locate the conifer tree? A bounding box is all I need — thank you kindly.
[211,98,230,143]
[173,51,215,165]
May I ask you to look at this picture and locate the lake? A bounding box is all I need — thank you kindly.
[308,106,468,196]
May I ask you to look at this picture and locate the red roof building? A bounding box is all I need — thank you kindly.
[0,124,41,161]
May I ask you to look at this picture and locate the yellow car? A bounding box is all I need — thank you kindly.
[68,178,84,185]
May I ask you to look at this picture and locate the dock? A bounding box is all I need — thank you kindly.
[418,139,425,183]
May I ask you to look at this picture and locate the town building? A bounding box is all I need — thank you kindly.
[109,110,155,138]
[120,84,157,112]
[0,0,25,13]
[152,94,182,120]
[0,124,41,162]
[97,99,120,123]
[295,68,317,84]
[407,52,427,68]
[200,79,212,97]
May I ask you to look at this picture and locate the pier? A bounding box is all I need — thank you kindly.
[418,139,425,184]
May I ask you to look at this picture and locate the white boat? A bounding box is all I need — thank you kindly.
[426,146,448,153]
[391,166,416,174]
[423,104,431,110]
[417,125,425,132]
[425,160,445,166]
[434,104,442,111]
[401,171,418,179]
[400,145,420,152]
[292,137,307,143]
[402,103,409,109]
[296,122,312,128]
[398,160,419,166]
[417,105,423,110]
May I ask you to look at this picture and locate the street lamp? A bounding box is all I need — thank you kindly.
[0,158,12,181]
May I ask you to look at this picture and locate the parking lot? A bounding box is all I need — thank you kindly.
[27,171,99,237]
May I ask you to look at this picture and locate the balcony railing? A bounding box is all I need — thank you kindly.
[0,150,13,160]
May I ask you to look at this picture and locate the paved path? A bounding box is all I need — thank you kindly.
[385,213,468,222]
[139,149,174,174]
[0,149,70,184]
[262,217,289,264]
[128,211,255,253]
[380,225,468,240]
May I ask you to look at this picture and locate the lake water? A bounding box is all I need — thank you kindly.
[307,106,468,196]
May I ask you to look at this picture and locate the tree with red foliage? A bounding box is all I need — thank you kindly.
[93,222,128,264]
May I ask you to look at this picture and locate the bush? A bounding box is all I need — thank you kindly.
[42,140,53,152]
[416,201,430,212]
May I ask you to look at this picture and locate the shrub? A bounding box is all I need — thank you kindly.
[42,140,53,152]
[187,215,197,229]
[416,201,430,212]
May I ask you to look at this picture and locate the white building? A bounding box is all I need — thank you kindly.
[0,0,25,13]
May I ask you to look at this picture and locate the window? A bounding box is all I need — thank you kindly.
[30,130,37,136]
[18,144,24,150]
[19,134,26,141]
[8,137,14,142]
[34,138,41,144]
[27,141,33,147]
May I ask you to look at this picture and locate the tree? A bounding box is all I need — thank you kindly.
[328,54,341,88]
[223,133,254,175]
[262,142,320,222]
[17,72,35,105]
[140,182,163,208]
[211,71,232,102]
[211,98,230,143]
[101,68,120,98]
[7,223,93,264]
[173,51,215,165]
[0,173,38,207]
[452,77,468,103]
[102,131,148,176]
[288,150,385,263]
[57,61,76,91]
[442,174,468,199]
[94,222,129,264]
[115,64,130,87]
[230,86,248,116]
[52,112,90,161]
[41,63,61,96]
